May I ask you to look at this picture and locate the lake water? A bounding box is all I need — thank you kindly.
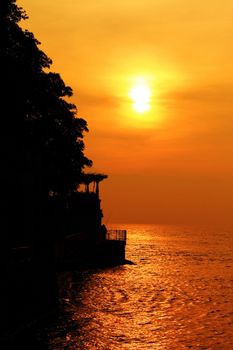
[42,224,233,349]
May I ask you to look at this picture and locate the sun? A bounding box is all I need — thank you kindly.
[129,78,151,113]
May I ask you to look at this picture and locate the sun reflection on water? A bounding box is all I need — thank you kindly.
[46,224,233,349]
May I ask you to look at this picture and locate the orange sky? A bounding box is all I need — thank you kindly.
[20,0,233,224]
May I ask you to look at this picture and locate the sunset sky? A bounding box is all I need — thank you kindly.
[20,0,233,225]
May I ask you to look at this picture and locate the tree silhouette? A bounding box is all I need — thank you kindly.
[1,0,92,243]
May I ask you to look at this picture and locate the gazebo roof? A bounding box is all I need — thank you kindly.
[79,173,108,185]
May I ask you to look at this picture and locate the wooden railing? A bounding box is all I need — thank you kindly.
[106,229,127,241]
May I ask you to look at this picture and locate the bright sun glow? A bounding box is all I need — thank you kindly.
[129,78,151,113]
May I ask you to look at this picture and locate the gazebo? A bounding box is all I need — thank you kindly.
[79,173,108,198]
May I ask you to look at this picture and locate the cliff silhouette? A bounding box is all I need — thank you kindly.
[1,0,109,341]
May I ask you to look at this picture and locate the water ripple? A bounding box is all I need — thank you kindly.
[45,225,233,349]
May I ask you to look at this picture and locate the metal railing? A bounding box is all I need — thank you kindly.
[106,229,127,241]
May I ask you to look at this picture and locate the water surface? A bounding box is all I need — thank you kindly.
[47,224,233,349]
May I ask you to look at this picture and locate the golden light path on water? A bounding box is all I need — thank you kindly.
[46,225,233,349]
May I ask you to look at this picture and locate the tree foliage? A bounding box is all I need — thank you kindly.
[1,0,92,198]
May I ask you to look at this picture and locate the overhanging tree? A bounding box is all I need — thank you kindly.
[1,0,92,194]
[1,0,92,242]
